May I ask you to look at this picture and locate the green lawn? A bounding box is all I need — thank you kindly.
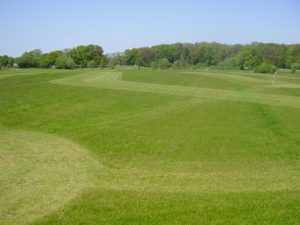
[0,67,299,225]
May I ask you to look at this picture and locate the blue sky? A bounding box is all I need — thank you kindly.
[0,0,299,56]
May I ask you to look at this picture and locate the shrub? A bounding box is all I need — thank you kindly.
[87,60,97,68]
[172,57,190,69]
[217,57,238,69]
[151,61,159,69]
[55,55,75,69]
[291,63,300,73]
[254,62,276,73]
[109,58,116,69]
[158,58,171,69]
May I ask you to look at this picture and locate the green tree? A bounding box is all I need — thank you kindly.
[217,56,238,69]
[55,55,75,69]
[236,44,263,70]
[109,58,116,69]
[71,45,103,67]
[286,45,300,68]
[135,47,154,66]
[254,62,276,73]
[41,51,63,68]
[87,60,97,68]
[172,55,190,69]
[0,55,10,67]
[158,58,171,69]
[291,63,300,73]
[16,49,42,68]
[100,57,107,68]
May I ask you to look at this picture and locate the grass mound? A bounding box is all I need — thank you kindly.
[0,130,101,225]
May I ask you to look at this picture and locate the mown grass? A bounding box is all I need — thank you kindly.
[33,189,300,225]
[0,67,299,225]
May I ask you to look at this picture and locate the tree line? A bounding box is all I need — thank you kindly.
[1,42,300,73]
[117,42,300,73]
[0,44,106,69]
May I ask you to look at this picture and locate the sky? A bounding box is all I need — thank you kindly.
[0,0,299,56]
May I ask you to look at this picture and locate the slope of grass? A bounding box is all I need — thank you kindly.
[0,130,102,225]
[0,68,299,225]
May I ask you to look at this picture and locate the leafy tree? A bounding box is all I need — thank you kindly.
[151,61,159,69]
[100,57,107,68]
[217,56,238,69]
[236,45,263,70]
[254,62,276,73]
[16,49,42,68]
[109,58,116,69]
[114,54,124,65]
[41,50,63,68]
[16,52,34,68]
[123,48,138,65]
[172,55,190,69]
[71,45,103,67]
[0,55,10,67]
[87,60,97,68]
[291,63,300,73]
[262,44,286,68]
[158,58,171,69]
[55,55,75,69]
[135,47,154,66]
[286,45,300,68]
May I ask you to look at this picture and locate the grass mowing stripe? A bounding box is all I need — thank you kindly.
[50,71,300,109]
[0,68,299,224]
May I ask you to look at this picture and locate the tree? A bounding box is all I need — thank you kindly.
[109,58,116,69]
[7,57,14,67]
[135,47,154,66]
[217,56,238,69]
[55,55,75,69]
[100,57,107,68]
[71,44,103,67]
[158,58,171,69]
[236,44,264,70]
[16,49,42,68]
[0,55,10,67]
[254,62,276,73]
[123,48,138,65]
[16,52,34,68]
[286,45,300,68]
[291,63,300,73]
[87,60,97,68]
[40,50,63,68]
[172,55,190,69]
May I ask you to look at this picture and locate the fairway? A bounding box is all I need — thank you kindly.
[0,68,299,225]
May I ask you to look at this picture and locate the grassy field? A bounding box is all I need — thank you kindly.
[0,67,299,225]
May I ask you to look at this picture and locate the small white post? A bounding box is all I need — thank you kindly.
[272,70,277,87]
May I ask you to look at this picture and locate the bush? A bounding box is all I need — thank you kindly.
[172,57,190,69]
[291,63,300,73]
[254,62,276,73]
[158,58,171,69]
[88,60,97,68]
[109,58,116,69]
[217,57,238,69]
[55,55,75,69]
[195,63,209,68]
[151,61,159,69]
